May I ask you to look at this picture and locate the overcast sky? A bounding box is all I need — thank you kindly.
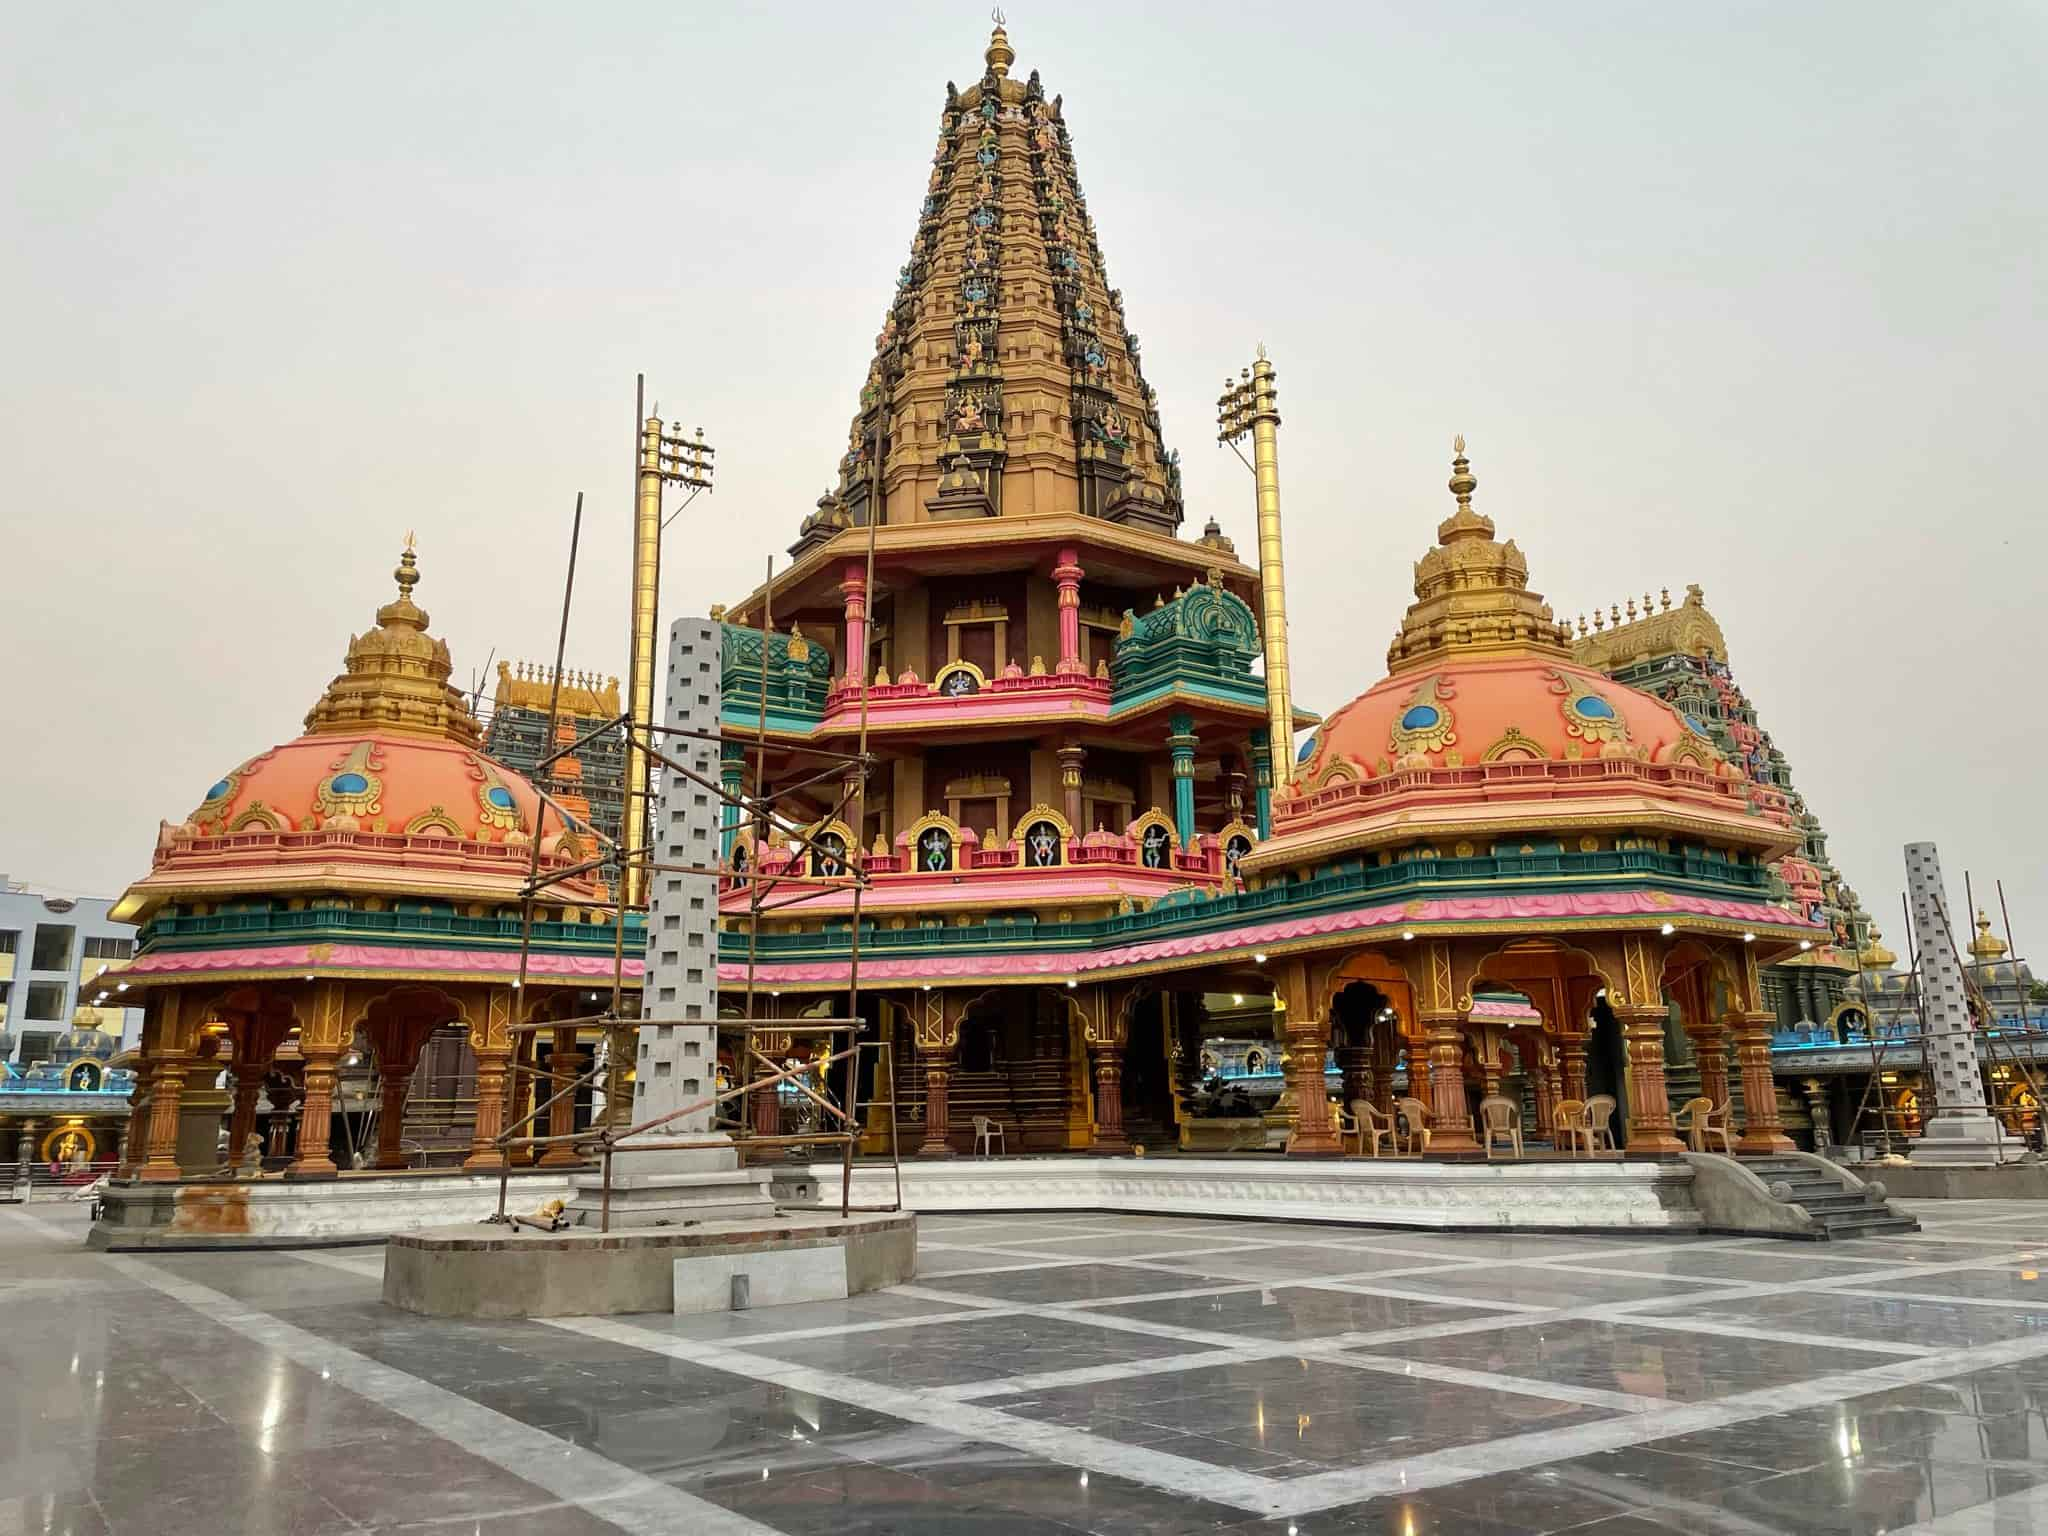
[4,2,2041,959]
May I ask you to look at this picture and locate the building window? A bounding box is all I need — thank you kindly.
[25,981,66,1021]
[16,1031,57,1065]
[0,930,16,954]
[30,925,73,972]
[83,936,133,960]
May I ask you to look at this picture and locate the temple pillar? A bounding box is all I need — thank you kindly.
[373,1067,413,1170]
[1057,740,1086,832]
[536,1030,587,1168]
[288,1048,341,1178]
[1336,1044,1373,1114]
[118,1082,151,1179]
[1167,713,1197,849]
[1531,1056,1556,1136]
[916,990,958,1157]
[1421,1016,1479,1153]
[1802,1077,1833,1151]
[227,1060,267,1172]
[139,1054,189,1181]
[1053,546,1084,674]
[1732,1010,1794,1154]
[14,1121,35,1189]
[840,559,869,686]
[1615,1006,1684,1155]
[1282,1019,1341,1157]
[720,743,746,861]
[1688,1028,1731,1110]
[1248,730,1273,839]
[1087,1045,1128,1154]
[920,1054,956,1157]
[1560,1038,1589,1103]
[463,1048,511,1170]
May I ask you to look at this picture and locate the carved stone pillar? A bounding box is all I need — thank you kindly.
[1248,729,1273,839]
[14,1121,35,1188]
[1531,1057,1556,1137]
[1615,1006,1684,1155]
[1732,1010,1794,1154]
[1053,545,1084,674]
[1802,1077,1833,1150]
[1559,1039,1589,1103]
[1689,1029,1731,1110]
[920,1054,956,1157]
[536,1030,586,1169]
[289,1048,341,1178]
[1336,1044,1373,1114]
[841,558,869,686]
[1282,1015,1342,1156]
[1421,1016,1478,1153]
[139,1054,189,1181]
[227,1061,267,1173]
[1058,740,1086,833]
[373,1067,413,1170]
[1088,1046,1128,1154]
[463,1049,511,1170]
[118,1082,151,1179]
[1167,713,1198,849]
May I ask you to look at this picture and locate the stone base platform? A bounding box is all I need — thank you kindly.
[88,1170,577,1251]
[806,1155,1703,1232]
[383,1211,917,1318]
[1865,1161,2048,1201]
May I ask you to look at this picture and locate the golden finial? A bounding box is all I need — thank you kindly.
[393,538,420,601]
[1256,341,1268,362]
[1643,591,1654,615]
[986,9,1014,77]
[404,528,416,553]
[1660,586,1671,611]
[1447,435,1476,511]
[1970,911,2009,961]
[1610,603,1621,626]
[1625,597,1637,621]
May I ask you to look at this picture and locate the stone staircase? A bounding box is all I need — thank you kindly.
[1740,1154,1920,1239]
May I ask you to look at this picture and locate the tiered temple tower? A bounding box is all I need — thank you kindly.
[711,24,1296,1154]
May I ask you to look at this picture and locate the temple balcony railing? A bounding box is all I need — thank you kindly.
[136,907,646,952]
[723,845,1782,960]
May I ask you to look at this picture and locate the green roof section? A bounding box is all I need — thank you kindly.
[1110,580,1267,713]
[719,620,833,733]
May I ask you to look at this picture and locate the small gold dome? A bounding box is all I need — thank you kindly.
[1969,911,2009,962]
[1858,924,1897,972]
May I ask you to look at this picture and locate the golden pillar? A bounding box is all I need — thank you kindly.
[622,412,663,910]
[1219,351,1294,788]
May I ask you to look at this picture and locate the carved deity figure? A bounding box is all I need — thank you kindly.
[954,395,985,432]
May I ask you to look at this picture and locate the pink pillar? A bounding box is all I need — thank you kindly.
[1054,546,1084,675]
[841,560,868,687]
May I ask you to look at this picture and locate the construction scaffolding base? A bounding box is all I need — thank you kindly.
[381,1210,916,1318]
[562,1144,776,1230]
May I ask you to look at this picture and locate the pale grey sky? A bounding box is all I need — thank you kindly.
[4,2,2042,956]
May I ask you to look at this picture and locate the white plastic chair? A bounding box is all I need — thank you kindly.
[973,1115,1006,1157]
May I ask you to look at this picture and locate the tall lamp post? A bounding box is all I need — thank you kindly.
[1217,348,1295,795]
[623,376,716,910]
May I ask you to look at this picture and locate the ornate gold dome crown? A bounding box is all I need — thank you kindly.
[302,540,483,747]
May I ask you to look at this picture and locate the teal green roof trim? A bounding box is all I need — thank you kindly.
[721,621,833,731]
[1111,581,1265,713]
[139,906,646,958]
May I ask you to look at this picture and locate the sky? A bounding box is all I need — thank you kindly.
[3,2,2042,958]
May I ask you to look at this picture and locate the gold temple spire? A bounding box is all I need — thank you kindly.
[1969,911,2009,961]
[986,10,1014,76]
[302,542,483,746]
[1384,438,1574,674]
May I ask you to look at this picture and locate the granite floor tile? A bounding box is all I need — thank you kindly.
[1658,1289,2048,1349]
[1106,1282,1497,1340]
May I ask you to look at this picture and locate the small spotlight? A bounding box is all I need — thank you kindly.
[1232,994,1245,1006]
[1659,923,1675,936]
[1253,952,1267,964]
[116,982,129,992]
[1742,932,1756,943]
[1401,930,1415,941]
[1066,979,1078,989]
[1799,939,1813,950]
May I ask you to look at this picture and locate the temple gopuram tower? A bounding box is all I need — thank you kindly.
[713,23,1304,1155]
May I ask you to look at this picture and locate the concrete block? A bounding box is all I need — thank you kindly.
[674,1243,848,1313]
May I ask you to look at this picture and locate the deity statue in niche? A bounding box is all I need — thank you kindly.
[1026,822,1061,867]
[1225,833,1253,878]
[954,396,985,432]
[813,831,846,879]
[1141,823,1172,869]
[920,828,953,871]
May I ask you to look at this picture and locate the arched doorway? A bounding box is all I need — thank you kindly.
[1586,993,1626,1144]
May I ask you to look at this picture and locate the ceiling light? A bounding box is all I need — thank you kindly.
[1659,923,1674,936]
[1401,930,1415,941]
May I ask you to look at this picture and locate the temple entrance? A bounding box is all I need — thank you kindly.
[1330,981,1403,1122]
[1119,993,1175,1150]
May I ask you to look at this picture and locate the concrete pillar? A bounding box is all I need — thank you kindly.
[1167,713,1197,849]
[373,1066,413,1170]
[1087,1046,1128,1154]
[463,1049,511,1171]
[289,1048,341,1178]
[1689,1029,1731,1110]
[1560,1039,1589,1103]
[919,1052,956,1157]
[227,1062,267,1172]
[840,559,869,686]
[535,1030,586,1169]
[1058,741,1085,833]
[1336,1045,1373,1116]
[1732,1010,1794,1154]
[1053,546,1084,674]
[1248,730,1273,839]
[139,1055,188,1182]
[1616,1007,1685,1155]
[1421,1016,1478,1153]
[1802,1077,1833,1151]
[1283,1019,1342,1156]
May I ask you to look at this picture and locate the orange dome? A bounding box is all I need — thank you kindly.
[1297,653,1714,784]
[119,543,604,918]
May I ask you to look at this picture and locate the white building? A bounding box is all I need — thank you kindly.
[0,878,144,1066]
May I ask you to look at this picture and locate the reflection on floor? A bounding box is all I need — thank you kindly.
[6,1194,2048,1534]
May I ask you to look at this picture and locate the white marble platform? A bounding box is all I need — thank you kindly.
[803,1155,1703,1232]
[89,1170,578,1249]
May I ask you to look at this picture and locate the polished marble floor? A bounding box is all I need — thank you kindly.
[7,1197,2048,1534]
